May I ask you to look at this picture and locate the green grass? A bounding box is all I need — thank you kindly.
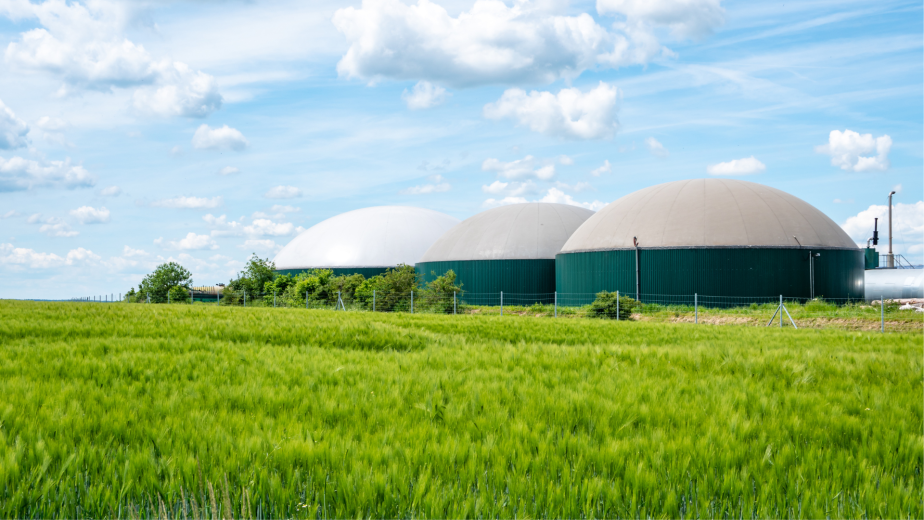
[0,300,921,518]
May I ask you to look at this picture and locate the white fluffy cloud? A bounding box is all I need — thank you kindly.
[3,0,222,118]
[482,156,556,180]
[218,166,240,176]
[28,215,79,237]
[538,187,606,210]
[401,174,451,194]
[243,219,303,237]
[192,125,249,151]
[0,243,101,268]
[0,98,29,149]
[155,232,219,251]
[484,187,605,210]
[815,129,891,172]
[264,186,302,199]
[152,196,223,209]
[402,81,448,109]
[332,0,709,87]
[70,205,110,224]
[482,179,537,197]
[99,185,121,196]
[239,239,282,254]
[0,155,94,191]
[484,82,620,139]
[596,0,725,40]
[707,156,766,175]
[591,160,611,176]
[645,137,669,157]
[841,201,923,256]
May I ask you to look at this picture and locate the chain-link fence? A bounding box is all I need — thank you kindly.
[67,290,923,332]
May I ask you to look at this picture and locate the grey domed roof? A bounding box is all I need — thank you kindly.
[562,179,858,252]
[274,206,460,269]
[419,203,595,262]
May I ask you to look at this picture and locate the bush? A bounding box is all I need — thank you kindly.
[355,265,419,312]
[420,270,464,313]
[588,291,638,320]
[167,286,190,304]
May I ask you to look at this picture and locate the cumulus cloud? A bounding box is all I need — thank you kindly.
[841,201,923,256]
[152,196,223,209]
[3,1,222,118]
[243,219,303,237]
[707,156,766,175]
[591,160,611,176]
[264,185,302,199]
[39,220,78,237]
[203,214,243,237]
[238,239,282,253]
[0,155,94,191]
[402,81,448,109]
[483,186,604,210]
[645,137,669,157]
[0,98,29,149]
[484,82,620,139]
[70,205,110,224]
[401,174,451,194]
[596,0,726,40]
[192,125,249,151]
[482,179,538,197]
[332,0,703,87]
[218,166,240,176]
[155,232,219,251]
[2,210,20,218]
[815,129,891,172]
[538,187,606,210]
[99,185,121,196]
[482,156,556,180]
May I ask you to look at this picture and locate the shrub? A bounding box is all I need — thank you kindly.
[589,291,638,320]
[420,270,464,313]
[167,286,190,304]
[135,262,192,303]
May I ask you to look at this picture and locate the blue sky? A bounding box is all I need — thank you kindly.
[0,0,921,299]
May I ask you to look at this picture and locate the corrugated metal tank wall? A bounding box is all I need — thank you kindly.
[416,259,556,301]
[555,248,864,305]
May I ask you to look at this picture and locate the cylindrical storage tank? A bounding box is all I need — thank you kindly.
[274,206,460,277]
[864,269,924,301]
[416,203,595,302]
[556,179,864,304]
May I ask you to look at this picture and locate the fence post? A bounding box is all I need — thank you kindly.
[148,292,151,304]
[694,293,698,324]
[306,290,309,309]
[217,290,220,306]
[244,289,246,306]
[274,289,276,308]
[338,290,342,311]
[453,291,456,315]
[881,296,884,333]
[500,291,503,317]
[411,291,414,314]
[779,295,783,328]
[373,289,376,312]
[616,290,619,321]
[554,291,557,318]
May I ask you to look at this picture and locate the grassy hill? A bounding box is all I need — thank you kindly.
[0,301,920,518]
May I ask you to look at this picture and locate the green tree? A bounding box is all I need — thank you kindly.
[355,264,419,312]
[138,262,193,303]
[420,269,463,313]
[227,254,276,303]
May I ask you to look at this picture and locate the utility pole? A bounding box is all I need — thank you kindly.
[888,190,896,268]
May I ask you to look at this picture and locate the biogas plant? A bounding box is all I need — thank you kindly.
[274,179,923,303]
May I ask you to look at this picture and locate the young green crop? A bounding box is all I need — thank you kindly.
[0,300,920,518]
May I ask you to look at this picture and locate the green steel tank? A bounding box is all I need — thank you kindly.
[416,203,594,303]
[555,179,864,305]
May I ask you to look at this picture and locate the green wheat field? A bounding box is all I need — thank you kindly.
[0,300,920,519]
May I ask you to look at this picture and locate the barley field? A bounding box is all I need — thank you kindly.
[0,300,920,519]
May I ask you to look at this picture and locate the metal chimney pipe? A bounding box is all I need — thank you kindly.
[888,191,896,268]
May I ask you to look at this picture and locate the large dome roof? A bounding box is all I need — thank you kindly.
[419,203,595,262]
[562,179,857,252]
[274,206,460,269]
